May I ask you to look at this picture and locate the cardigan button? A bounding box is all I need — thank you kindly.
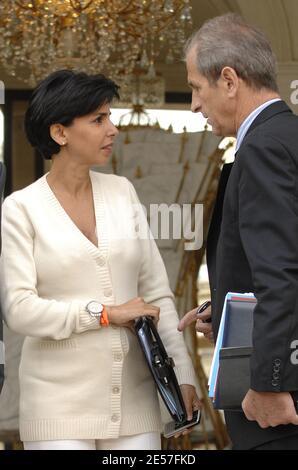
[114,353,123,362]
[111,414,119,422]
[113,386,120,394]
[97,257,106,267]
[104,289,113,297]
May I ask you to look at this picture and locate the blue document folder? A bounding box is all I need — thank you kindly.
[208,292,256,409]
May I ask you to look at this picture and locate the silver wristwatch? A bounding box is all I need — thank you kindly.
[86,300,104,319]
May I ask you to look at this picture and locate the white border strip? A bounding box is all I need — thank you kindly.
[0,340,5,365]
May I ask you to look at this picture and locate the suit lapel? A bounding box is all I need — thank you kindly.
[207,162,233,289]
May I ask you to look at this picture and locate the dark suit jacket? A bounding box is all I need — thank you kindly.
[0,162,5,394]
[207,101,298,449]
[206,162,233,306]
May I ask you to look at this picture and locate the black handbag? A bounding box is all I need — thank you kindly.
[134,316,186,423]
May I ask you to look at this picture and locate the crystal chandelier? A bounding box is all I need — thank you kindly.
[0,0,192,93]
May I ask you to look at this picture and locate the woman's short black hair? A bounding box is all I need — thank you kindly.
[24,69,120,160]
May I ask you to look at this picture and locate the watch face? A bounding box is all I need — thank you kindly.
[88,301,103,316]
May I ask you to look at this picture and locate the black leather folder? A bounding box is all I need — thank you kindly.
[216,346,253,410]
[214,296,256,410]
[135,316,186,423]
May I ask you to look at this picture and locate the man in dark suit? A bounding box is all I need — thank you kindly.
[0,161,5,394]
[178,13,298,449]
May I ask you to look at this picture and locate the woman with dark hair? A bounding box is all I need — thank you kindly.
[0,70,199,450]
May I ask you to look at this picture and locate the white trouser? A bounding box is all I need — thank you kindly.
[23,432,161,450]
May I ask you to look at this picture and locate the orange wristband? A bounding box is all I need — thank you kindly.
[100,305,109,327]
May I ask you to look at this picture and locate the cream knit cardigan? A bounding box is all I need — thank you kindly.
[0,171,197,442]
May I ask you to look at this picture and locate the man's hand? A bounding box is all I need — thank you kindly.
[242,389,298,428]
[178,304,213,342]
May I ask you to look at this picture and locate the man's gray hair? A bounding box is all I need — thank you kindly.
[185,13,278,92]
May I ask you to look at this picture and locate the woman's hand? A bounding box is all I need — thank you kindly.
[180,384,201,421]
[106,297,160,330]
[173,384,201,438]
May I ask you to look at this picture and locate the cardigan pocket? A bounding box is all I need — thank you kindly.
[37,338,77,350]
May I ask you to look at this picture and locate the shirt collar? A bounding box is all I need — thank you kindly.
[235,98,281,153]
